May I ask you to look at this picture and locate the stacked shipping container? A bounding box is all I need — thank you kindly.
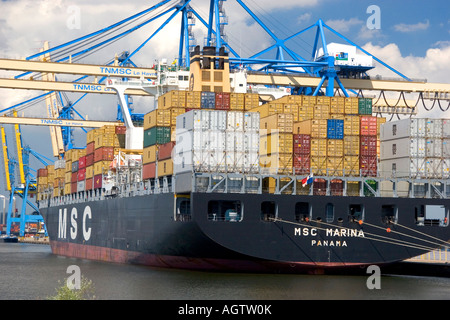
[380,118,450,178]
[174,110,260,175]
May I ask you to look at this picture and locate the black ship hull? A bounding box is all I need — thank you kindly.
[40,192,450,273]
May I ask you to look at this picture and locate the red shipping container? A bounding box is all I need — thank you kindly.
[215,92,230,110]
[71,172,78,183]
[86,178,93,190]
[94,174,103,189]
[115,126,126,134]
[86,153,94,167]
[37,168,48,177]
[77,168,86,181]
[94,147,115,162]
[313,178,327,195]
[360,116,378,136]
[293,134,311,155]
[360,135,377,156]
[71,182,77,194]
[158,142,176,161]
[86,141,95,154]
[330,179,343,196]
[78,156,86,169]
[360,155,377,176]
[142,162,156,180]
[293,155,310,175]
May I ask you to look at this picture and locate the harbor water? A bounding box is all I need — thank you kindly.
[1,242,450,301]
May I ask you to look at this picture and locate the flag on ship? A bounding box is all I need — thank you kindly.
[302,174,314,187]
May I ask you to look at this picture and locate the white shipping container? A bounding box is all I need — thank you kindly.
[227,111,244,131]
[443,139,450,157]
[426,119,443,138]
[443,159,450,178]
[244,152,259,173]
[426,158,443,178]
[380,137,426,159]
[244,132,259,153]
[381,118,427,141]
[443,119,450,138]
[426,139,442,157]
[380,157,427,178]
[55,160,66,170]
[243,112,260,132]
[210,110,227,131]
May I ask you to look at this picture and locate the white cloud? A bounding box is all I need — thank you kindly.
[394,20,430,33]
[363,42,450,118]
[325,18,363,33]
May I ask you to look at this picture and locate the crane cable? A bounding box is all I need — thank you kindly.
[269,216,441,252]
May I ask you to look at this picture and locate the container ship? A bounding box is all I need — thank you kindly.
[36,47,450,273]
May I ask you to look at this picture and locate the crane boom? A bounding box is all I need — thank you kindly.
[0,126,11,191]
[12,111,25,185]
[0,116,122,128]
[40,42,65,157]
[0,58,157,79]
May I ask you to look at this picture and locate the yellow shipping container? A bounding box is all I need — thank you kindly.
[186,91,201,108]
[71,149,86,162]
[53,177,65,188]
[344,135,360,156]
[331,96,346,105]
[244,93,259,110]
[344,156,360,176]
[293,119,327,138]
[344,97,359,114]
[330,103,345,115]
[311,157,327,175]
[64,183,72,195]
[64,171,72,183]
[310,138,327,157]
[327,156,344,176]
[65,160,72,173]
[230,93,245,110]
[86,165,93,179]
[259,153,292,175]
[327,139,344,157]
[37,176,48,186]
[344,115,360,136]
[377,117,386,135]
[317,96,331,106]
[260,133,293,155]
[53,187,63,198]
[55,168,65,179]
[94,133,120,149]
[143,145,158,164]
[159,90,187,109]
[297,105,314,122]
[47,164,55,174]
[260,113,293,134]
[94,161,111,175]
[313,104,330,119]
[302,96,317,105]
[157,159,173,177]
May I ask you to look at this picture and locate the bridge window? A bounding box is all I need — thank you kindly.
[261,201,277,222]
[295,202,310,222]
[208,200,242,222]
[381,205,397,225]
[349,204,364,222]
[326,203,335,223]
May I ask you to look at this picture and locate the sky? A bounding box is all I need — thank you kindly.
[0,0,449,203]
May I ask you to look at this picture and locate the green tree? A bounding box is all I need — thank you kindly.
[47,276,96,300]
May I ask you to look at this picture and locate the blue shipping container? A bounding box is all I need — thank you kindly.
[327,119,344,139]
[201,91,216,109]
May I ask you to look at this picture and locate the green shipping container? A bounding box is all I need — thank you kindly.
[358,98,373,115]
[144,127,171,147]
